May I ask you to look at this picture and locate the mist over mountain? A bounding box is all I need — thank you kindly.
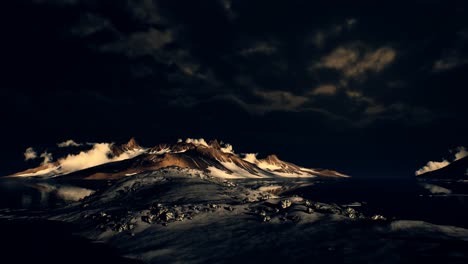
[10,138,348,179]
[416,146,468,179]
[418,156,468,180]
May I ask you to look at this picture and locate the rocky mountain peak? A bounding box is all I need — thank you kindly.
[209,139,222,150]
[123,137,140,150]
[264,154,281,163]
[10,138,349,179]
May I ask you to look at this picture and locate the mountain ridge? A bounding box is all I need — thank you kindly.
[10,138,349,180]
[418,156,468,180]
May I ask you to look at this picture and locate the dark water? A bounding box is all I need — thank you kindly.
[2,177,468,229]
[0,178,141,264]
[0,218,142,264]
[285,178,468,229]
[0,178,108,210]
[0,178,62,210]
[2,177,468,264]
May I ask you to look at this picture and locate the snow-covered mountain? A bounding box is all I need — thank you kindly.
[418,156,468,180]
[10,138,349,179]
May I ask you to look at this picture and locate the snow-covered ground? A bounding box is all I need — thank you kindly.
[2,169,468,263]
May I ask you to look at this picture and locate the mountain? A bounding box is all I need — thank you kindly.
[11,138,145,178]
[111,137,141,156]
[418,156,468,180]
[10,138,349,180]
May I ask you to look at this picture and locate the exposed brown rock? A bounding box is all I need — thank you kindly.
[208,139,222,150]
[9,138,349,180]
[111,137,142,157]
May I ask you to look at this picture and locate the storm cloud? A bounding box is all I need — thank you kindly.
[2,1,468,178]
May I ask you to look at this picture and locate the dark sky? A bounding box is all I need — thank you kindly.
[1,0,467,178]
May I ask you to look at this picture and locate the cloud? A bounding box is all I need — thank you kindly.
[240,42,277,56]
[57,139,82,148]
[346,90,377,106]
[432,56,468,72]
[220,143,234,154]
[454,146,468,161]
[415,146,467,175]
[55,186,95,201]
[125,0,165,25]
[420,183,452,194]
[40,151,53,165]
[317,47,359,70]
[220,0,236,20]
[58,143,114,172]
[37,183,95,202]
[101,28,173,58]
[253,90,309,112]
[58,143,142,173]
[69,12,115,38]
[350,47,396,76]
[24,147,37,161]
[311,84,337,95]
[415,160,450,176]
[314,46,396,79]
[177,138,233,153]
[243,153,258,163]
[346,18,357,27]
[18,141,145,176]
[310,18,357,48]
[185,138,209,147]
[343,90,436,126]
[364,104,386,115]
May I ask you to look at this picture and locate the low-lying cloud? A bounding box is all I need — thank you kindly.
[58,143,143,174]
[185,138,234,153]
[185,138,209,147]
[40,151,53,165]
[37,183,95,202]
[220,143,234,154]
[57,139,82,148]
[24,147,37,161]
[415,160,450,176]
[243,153,259,163]
[21,141,145,176]
[56,186,95,201]
[59,143,116,172]
[415,146,468,175]
[421,183,452,194]
[454,146,468,161]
